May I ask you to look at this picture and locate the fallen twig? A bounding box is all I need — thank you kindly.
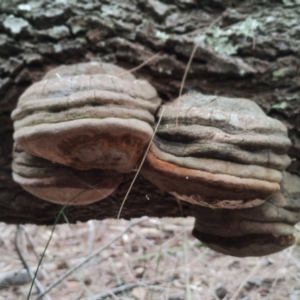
[85,282,149,300]
[15,225,51,300]
[84,282,183,300]
[20,225,41,261]
[20,225,49,280]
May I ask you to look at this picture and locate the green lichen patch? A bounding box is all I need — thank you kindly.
[155,30,170,41]
[205,17,263,56]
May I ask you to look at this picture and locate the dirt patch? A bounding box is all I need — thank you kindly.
[1,218,300,300]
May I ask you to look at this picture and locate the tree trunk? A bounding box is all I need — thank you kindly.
[0,0,299,225]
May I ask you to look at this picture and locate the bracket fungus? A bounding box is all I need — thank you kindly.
[10,62,300,257]
[12,144,123,205]
[142,93,291,209]
[12,62,161,173]
[191,172,300,257]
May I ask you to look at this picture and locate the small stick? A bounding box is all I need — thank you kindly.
[117,52,162,77]
[21,225,44,265]
[85,283,179,300]
[84,282,150,300]
[15,225,51,300]
[175,14,223,129]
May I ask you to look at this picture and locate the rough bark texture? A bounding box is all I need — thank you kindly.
[0,0,299,225]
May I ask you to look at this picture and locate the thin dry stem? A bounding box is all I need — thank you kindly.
[117,51,162,77]
[117,106,166,219]
[15,225,51,300]
[229,258,262,300]
[85,282,150,300]
[175,14,223,129]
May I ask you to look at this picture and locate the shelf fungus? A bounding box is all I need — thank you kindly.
[12,62,161,172]
[12,144,123,205]
[191,172,300,257]
[142,93,291,209]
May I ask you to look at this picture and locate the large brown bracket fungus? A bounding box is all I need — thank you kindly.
[142,93,292,209]
[192,172,300,257]
[12,62,161,173]
[11,62,161,205]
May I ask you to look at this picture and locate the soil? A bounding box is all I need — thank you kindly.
[1,218,300,300]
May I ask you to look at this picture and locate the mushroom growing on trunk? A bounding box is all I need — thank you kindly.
[12,144,123,205]
[12,62,161,173]
[142,93,291,209]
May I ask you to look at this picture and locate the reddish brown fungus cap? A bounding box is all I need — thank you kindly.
[12,144,123,205]
[12,62,161,172]
[142,93,291,209]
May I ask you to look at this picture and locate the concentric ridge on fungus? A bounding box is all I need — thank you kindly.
[12,144,123,205]
[191,172,300,257]
[12,62,161,172]
[142,93,292,209]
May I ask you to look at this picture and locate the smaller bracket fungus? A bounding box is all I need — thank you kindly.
[12,62,161,172]
[12,144,123,205]
[142,93,291,209]
[192,172,300,257]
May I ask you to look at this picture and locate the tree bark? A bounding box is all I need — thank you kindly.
[0,0,299,225]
